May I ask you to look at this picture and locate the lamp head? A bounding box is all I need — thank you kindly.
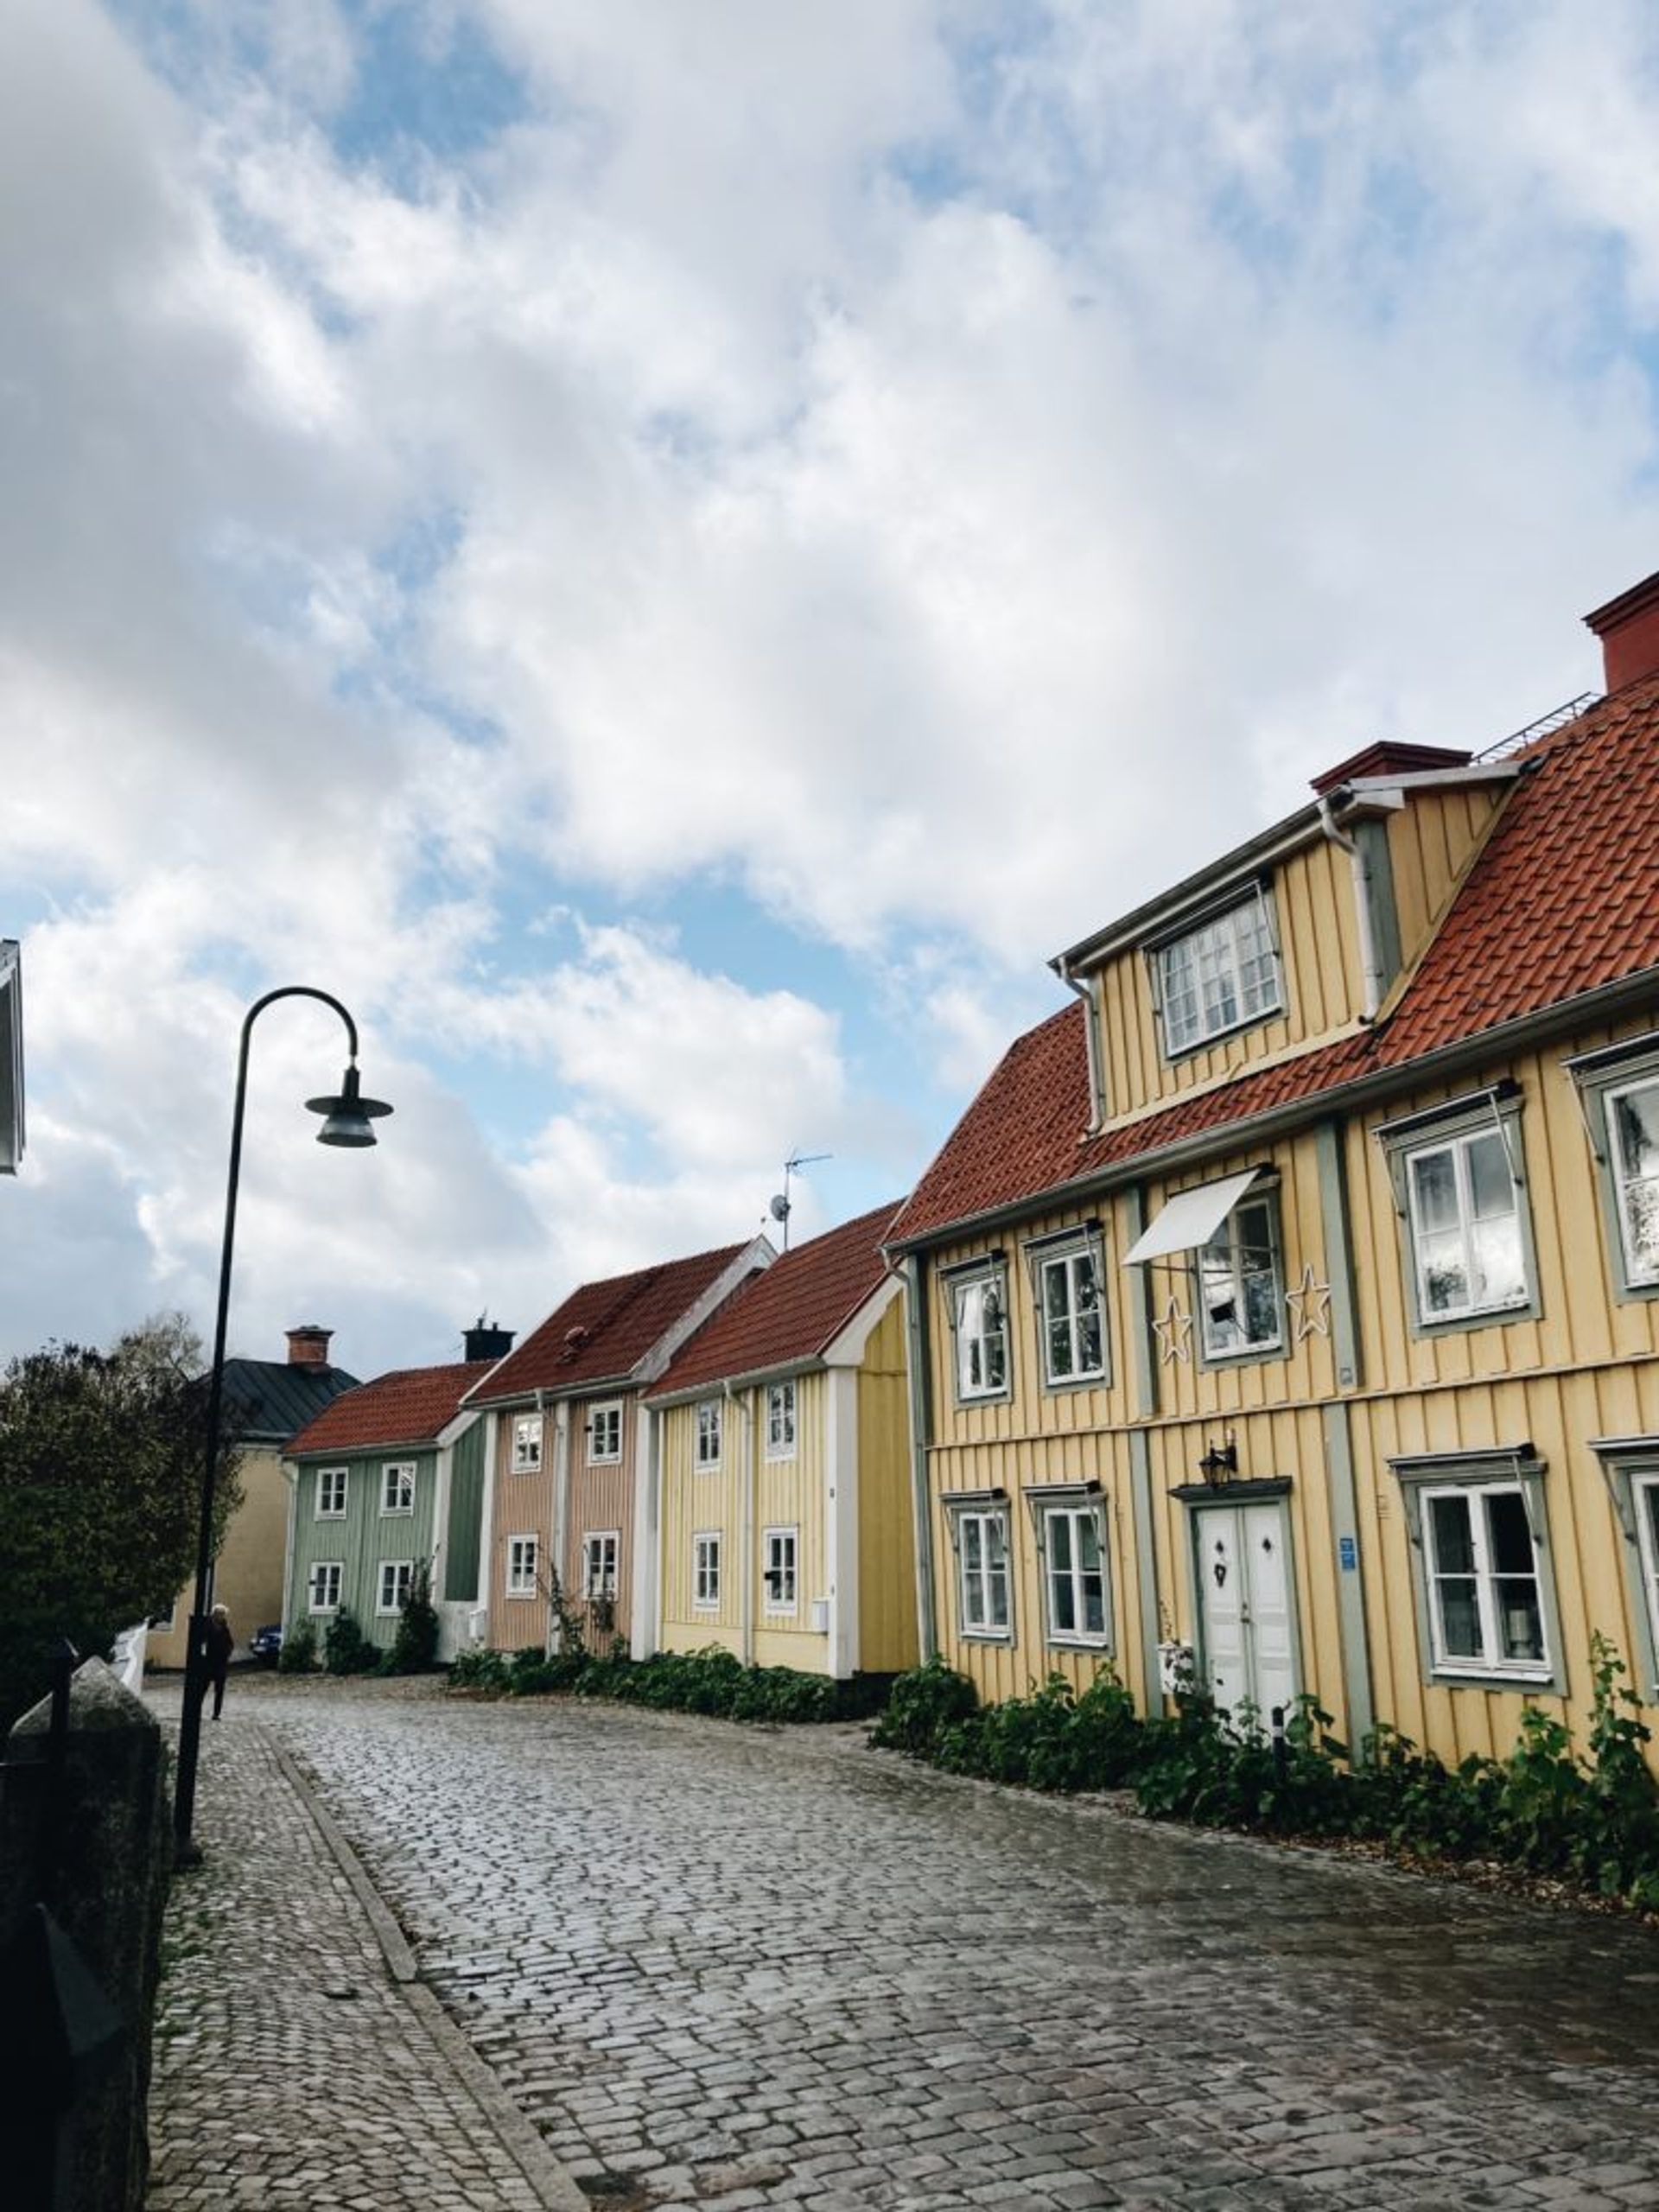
[306,1063,393,1148]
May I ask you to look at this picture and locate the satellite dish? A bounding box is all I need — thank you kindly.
[768,1193,791,1223]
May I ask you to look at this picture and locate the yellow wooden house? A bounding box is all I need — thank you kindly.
[646,1202,918,1681]
[886,563,1659,1772]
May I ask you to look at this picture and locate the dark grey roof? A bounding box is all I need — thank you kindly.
[218,1358,360,1445]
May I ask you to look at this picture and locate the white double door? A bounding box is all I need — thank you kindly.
[1194,1501,1297,1720]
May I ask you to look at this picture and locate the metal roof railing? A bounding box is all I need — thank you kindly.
[1474,692,1600,764]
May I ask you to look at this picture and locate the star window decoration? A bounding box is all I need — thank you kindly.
[1154,1294,1192,1364]
[1284,1262,1332,1343]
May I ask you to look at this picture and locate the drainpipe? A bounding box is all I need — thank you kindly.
[894,1250,938,1660]
[1054,954,1107,1131]
[553,1389,570,1654]
[1317,794,1384,1021]
[726,1381,755,1665]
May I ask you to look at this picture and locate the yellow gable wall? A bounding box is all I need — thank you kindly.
[1383,783,1508,977]
[147,1442,290,1667]
[1095,832,1364,1121]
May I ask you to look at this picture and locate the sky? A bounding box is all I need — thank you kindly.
[6,0,1659,1382]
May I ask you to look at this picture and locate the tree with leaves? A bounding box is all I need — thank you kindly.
[0,1313,242,1728]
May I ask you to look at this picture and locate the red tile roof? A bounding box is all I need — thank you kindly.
[651,1202,905,1398]
[467,1242,759,1403]
[287,1360,493,1457]
[890,672,1659,1246]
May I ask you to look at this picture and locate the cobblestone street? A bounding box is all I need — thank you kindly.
[229,1676,1659,2211]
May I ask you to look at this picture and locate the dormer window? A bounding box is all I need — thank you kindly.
[1154,888,1281,1056]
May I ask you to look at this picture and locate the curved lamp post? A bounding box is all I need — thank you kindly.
[174,986,391,1858]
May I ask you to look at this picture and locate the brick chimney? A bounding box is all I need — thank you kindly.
[286,1325,333,1368]
[1309,741,1471,797]
[463,1317,515,1362]
[1585,569,1659,694]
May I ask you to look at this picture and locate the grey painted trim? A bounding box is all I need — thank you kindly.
[902,1255,938,1660]
[1321,1402,1374,1751]
[1353,817,1402,1000]
[1567,1047,1659,1306]
[1189,1183,1290,1374]
[885,963,1659,1261]
[1123,1186,1160,1420]
[939,1491,1017,1645]
[942,1257,1014,1408]
[1128,1427,1160,1718]
[1025,1486,1116,1656]
[1589,1438,1659,1698]
[1376,1090,1543,1341]
[1389,1448,1567,1698]
[1058,804,1324,973]
[1022,1224,1113,1393]
[1314,1117,1363,1390]
[1168,1478,1294,1503]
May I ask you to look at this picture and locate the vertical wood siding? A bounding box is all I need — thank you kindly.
[488,1405,556,1653]
[856,1297,920,1673]
[286,1447,437,1649]
[923,1007,1659,1769]
[1096,834,1363,1119]
[563,1391,639,1644]
[442,1421,486,1604]
[1384,785,1506,974]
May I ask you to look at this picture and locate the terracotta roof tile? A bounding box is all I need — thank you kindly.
[469,1242,758,1403]
[890,675,1659,1245]
[651,1202,904,1398]
[288,1360,493,1456]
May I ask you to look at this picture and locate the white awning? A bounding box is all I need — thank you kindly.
[1122,1169,1264,1267]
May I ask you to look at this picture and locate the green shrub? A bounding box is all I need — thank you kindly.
[869,1656,980,1758]
[277,1620,317,1675]
[445,1637,886,1725]
[323,1606,380,1676]
[385,1567,441,1675]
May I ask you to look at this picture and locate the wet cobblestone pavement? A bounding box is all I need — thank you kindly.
[234,1675,1659,2211]
[145,1684,580,2210]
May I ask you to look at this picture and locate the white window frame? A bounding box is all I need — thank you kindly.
[1194,1191,1285,1364]
[1567,1040,1659,1303]
[696,1400,722,1469]
[1153,887,1282,1058]
[381,1460,416,1516]
[1029,1232,1108,1389]
[1377,1091,1539,1336]
[1039,1500,1110,1649]
[587,1401,623,1465]
[315,1465,347,1519]
[506,1534,539,1599]
[1390,1450,1562,1693]
[308,1560,343,1614]
[762,1526,798,1615]
[693,1530,721,1610]
[1589,1437,1659,1697]
[946,1499,1013,1641]
[377,1559,415,1616]
[946,1260,1010,1404]
[765,1380,798,1460]
[511,1414,543,1474]
[582,1529,620,1600]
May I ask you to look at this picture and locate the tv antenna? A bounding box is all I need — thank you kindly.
[767,1148,831,1251]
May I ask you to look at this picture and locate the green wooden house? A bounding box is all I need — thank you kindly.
[282,1355,499,1660]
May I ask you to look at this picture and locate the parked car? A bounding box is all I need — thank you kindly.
[248,1623,283,1668]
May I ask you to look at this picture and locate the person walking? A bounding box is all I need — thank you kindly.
[205,1603,235,1720]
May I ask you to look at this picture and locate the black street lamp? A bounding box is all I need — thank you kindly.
[173,986,391,1859]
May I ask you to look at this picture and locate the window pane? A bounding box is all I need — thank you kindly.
[1082,1571,1105,1637]
[1471,1214,1525,1308]
[1047,1316,1074,1376]
[1484,1490,1533,1574]
[1429,1493,1475,1573]
[1434,1577,1484,1661]
[1465,1131,1515,1221]
[1616,1086,1659,1181]
[1410,1147,1459,1233]
[1493,1580,1544,1663]
[1047,1513,1073,1573]
[1419,1229,1468,1314]
[1051,1570,1077,1633]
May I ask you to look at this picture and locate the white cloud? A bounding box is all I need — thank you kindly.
[8,0,1659,1373]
